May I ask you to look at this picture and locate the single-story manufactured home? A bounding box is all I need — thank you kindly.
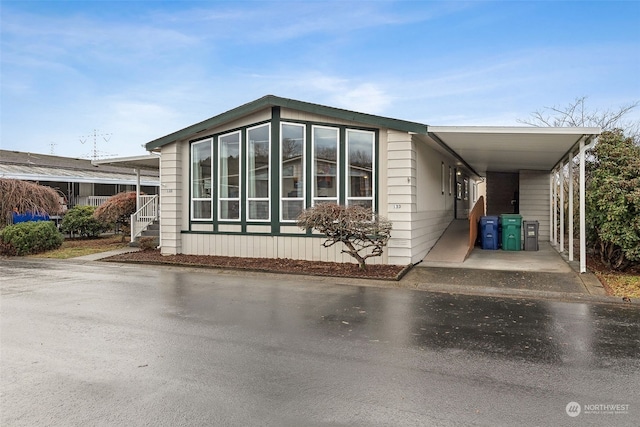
[144,95,600,272]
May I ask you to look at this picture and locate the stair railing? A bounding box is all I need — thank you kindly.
[130,195,159,242]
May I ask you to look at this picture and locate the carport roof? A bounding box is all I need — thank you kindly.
[428,126,600,177]
[92,154,160,171]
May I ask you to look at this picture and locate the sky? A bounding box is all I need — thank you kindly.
[1,0,639,160]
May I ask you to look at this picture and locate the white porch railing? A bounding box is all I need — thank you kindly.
[130,195,159,242]
[76,195,110,207]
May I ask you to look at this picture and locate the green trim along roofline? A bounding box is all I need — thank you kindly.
[145,95,428,151]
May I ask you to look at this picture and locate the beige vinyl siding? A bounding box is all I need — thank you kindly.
[281,108,369,128]
[204,110,271,138]
[191,224,214,232]
[246,225,271,233]
[386,130,416,265]
[180,233,387,264]
[412,135,457,262]
[159,142,183,255]
[386,131,463,265]
[519,170,550,240]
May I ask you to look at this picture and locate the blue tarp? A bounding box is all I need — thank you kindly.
[12,212,50,224]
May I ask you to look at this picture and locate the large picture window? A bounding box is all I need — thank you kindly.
[281,123,305,221]
[219,131,241,220]
[312,126,339,206]
[346,129,374,209]
[191,139,212,220]
[190,118,378,229]
[247,124,270,221]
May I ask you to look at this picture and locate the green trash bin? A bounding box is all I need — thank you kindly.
[500,214,522,251]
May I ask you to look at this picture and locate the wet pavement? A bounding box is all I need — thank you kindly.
[2,258,639,426]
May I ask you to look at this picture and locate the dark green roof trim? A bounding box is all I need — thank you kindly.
[145,95,428,151]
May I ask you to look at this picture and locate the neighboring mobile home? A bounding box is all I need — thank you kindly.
[0,149,160,208]
[145,95,599,269]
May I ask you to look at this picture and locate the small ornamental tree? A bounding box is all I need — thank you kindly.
[93,192,138,239]
[297,203,392,270]
[586,129,640,270]
[0,178,64,229]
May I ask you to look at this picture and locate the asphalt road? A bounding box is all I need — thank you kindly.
[1,258,639,426]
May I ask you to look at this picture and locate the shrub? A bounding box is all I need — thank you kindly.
[0,221,63,256]
[297,203,392,270]
[60,205,110,238]
[138,236,158,251]
[586,129,640,270]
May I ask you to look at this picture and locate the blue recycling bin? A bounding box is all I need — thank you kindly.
[480,216,500,250]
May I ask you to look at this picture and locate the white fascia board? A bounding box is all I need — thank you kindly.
[428,126,601,136]
[92,154,160,170]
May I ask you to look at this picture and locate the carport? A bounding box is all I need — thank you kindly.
[427,126,600,273]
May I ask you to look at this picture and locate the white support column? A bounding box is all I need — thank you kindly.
[552,168,558,246]
[549,171,556,245]
[135,168,141,212]
[559,164,565,253]
[568,152,574,261]
[579,138,587,273]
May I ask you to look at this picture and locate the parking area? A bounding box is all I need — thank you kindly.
[421,241,575,273]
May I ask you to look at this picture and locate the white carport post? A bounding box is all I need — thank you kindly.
[568,152,574,261]
[135,168,141,212]
[559,163,565,253]
[132,168,141,244]
[551,168,558,246]
[579,138,586,273]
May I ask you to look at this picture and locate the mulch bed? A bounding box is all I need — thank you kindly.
[103,249,410,280]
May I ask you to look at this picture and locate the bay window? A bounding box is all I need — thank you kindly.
[190,118,377,229]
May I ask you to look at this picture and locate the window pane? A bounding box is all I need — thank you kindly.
[248,125,270,199]
[193,201,212,219]
[220,200,239,220]
[282,200,304,221]
[220,133,240,199]
[313,127,338,199]
[248,200,269,220]
[313,198,338,206]
[348,130,373,198]
[281,124,304,199]
[192,140,212,199]
[348,199,372,209]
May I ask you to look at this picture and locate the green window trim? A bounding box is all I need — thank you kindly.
[188,114,379,233]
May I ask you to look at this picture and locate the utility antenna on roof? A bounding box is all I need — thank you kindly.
[79,129,116,160]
